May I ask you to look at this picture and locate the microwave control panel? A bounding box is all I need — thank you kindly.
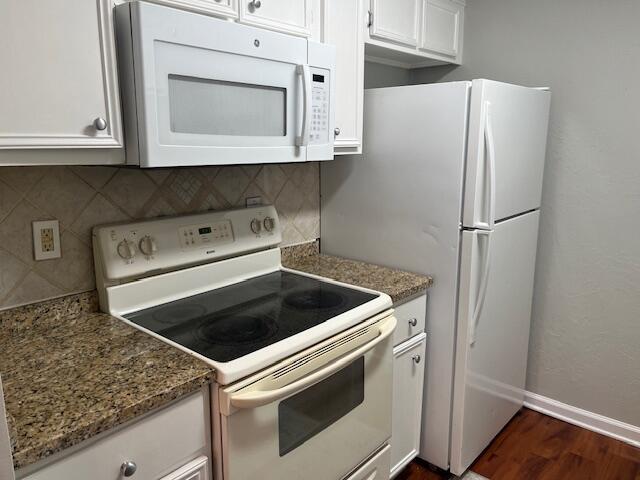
[310,67,330,145]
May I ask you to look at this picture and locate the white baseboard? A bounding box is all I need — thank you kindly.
[524,391,640,448]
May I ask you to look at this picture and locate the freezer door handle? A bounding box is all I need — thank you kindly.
[483,101,497,229]
[469,230,492,345]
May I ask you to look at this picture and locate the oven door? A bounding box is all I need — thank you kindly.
[126,1,310,167]
[218,314,396,480]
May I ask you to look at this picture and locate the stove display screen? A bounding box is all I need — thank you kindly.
[124,271,378,363]
[198,226,212,234]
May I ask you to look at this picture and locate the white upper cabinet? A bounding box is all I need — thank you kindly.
[419,0,462,59]
[369,0,419,47]
[365,0,464,68]
[323,0,365,155]
[239,0,313,37]
[145,0,239,19]
[0,0,123,149]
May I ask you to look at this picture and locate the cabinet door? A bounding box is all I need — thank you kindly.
[323,0,365,155]
[146,0,239,19]
[369,0,420,47]
[390,334,427,478]
[239,0,312,37]
[419,0,462,58]
[160,456,209,480]
[0,0,122,149]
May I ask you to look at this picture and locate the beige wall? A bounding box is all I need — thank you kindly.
[412,0,640,426]
[0,163,319,310]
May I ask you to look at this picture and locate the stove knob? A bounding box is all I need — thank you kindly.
[117,239,136,260]
[263,216,275,232]
[250,218,262,234]
[139,235,157,256]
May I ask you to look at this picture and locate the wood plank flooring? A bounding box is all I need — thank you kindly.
[395,408,640,480]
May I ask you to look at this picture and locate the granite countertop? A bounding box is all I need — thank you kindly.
[282,242,433,304]
[0,292,213,471]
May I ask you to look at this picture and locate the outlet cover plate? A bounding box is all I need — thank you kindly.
[32,220,61,261]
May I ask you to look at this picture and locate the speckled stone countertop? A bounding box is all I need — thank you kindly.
[0,292,213,470]
[282,241,433,304]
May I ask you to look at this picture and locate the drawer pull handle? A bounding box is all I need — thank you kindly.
[412,354,421,364]
[250,0,261,8]
[409,318,418,327]
[121,461,137,477]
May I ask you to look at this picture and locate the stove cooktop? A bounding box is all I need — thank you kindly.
[124,270,378,362]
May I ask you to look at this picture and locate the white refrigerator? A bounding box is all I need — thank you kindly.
[320,80,551,475]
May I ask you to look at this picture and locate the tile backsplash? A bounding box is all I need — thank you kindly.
[0,163,319,310]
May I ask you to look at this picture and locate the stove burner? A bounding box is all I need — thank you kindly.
[284,290,346,311]
[152,304,207,325]
[195,314,279,346]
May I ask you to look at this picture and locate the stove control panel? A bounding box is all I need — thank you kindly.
[179,220,233,250]
[93,205,281,282]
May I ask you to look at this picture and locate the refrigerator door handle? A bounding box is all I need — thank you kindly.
[469,229,493,345]
[484,101,497,229]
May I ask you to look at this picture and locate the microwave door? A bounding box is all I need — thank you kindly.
[127,1,310,167]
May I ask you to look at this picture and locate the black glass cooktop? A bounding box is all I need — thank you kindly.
[124,271,378,362]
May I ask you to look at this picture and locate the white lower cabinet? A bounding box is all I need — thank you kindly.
[160,456,209,480]
[390,333,427,478]
[19,390,211,480]
[345,444,391,480]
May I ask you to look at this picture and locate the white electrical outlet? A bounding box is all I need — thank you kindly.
[246,196,263,207]
[32,220,61,261]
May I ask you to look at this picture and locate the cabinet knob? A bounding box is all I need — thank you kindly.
[121,461,137,477]
[409,318,418,327]
[334,127,341,137]
[250,0,261,8]
[93,117,108,131]
[412,354,421,364]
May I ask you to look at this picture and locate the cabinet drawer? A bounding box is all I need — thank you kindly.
[22,391,209,480]
[344,444,391,480]
[392,295,427,346]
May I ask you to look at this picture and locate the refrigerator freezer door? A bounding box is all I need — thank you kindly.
[450,211,540,476]
[463,80,550,229]
[321,82,471,470]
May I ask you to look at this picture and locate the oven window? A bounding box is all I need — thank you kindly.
[168,74,286,136]
[278,357,365,456]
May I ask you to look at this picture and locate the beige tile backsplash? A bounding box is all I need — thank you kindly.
[0,163,320,310]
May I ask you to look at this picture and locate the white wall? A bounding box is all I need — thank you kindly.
[413,0,640,426]
[364,61,412,89]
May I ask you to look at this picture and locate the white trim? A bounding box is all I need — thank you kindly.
[524,391,640,448]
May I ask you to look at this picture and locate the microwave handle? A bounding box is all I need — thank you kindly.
[296,64,311,147]
[227,315,397,410]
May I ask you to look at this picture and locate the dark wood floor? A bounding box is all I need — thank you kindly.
[395,408,640,480]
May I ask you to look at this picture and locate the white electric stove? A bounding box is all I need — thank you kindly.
[93,206,396,480]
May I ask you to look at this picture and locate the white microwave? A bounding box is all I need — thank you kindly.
[115,1,336,167]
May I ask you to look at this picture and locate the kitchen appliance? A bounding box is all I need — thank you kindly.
[320,80,551,475]
[93,205,395,480]
[115,1,336,167]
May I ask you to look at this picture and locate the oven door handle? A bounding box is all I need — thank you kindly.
[227,315,396,410]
